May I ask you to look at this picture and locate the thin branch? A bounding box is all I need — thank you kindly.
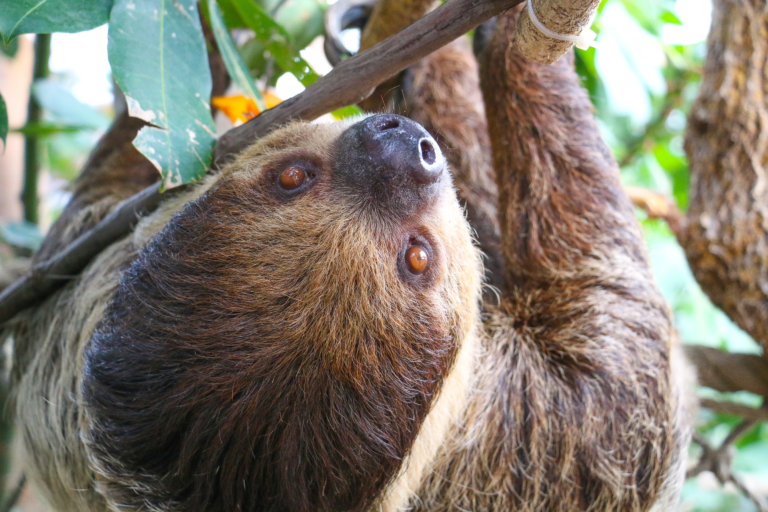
[689,420,768,512]
[624,185,685,239]
[699,398,768,422]
[0,0,524,327]
[684,345,768,397]
[214,0,524,161]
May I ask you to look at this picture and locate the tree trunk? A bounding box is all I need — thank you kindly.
[684,0,768,355]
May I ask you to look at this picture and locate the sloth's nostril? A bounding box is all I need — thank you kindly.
[374,116,400,132]
[420,139,436,166]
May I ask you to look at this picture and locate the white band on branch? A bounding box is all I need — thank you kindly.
[526,0,599,50]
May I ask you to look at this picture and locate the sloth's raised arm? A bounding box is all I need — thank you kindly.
[413,9,691,510]
[480,10,665,327]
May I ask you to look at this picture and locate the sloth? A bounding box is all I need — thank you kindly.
[5,5,692,512]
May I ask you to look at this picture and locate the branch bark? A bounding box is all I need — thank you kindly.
[511,0,599,64]
[684,345,768,397]
[0,182,164,325]
[683,0,768,357]
[0,0,524,327]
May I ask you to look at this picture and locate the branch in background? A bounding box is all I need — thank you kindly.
[689,422,768,512]
[685,345,768,397]
[511,0,600,64]
[0,0,525,327]
[21,33,50,225]
[625,185,685,238]
[699,399,768,423]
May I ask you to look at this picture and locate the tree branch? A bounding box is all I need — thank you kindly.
[699,399,768,422]
[512,0,599,64]
[0,0,524,327]
[0,183,164,325]
[625,185,685,239]
[685,345,768,397]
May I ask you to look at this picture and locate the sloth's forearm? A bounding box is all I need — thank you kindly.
[480,10,648,289]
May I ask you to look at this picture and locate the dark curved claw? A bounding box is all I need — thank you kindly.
[324,0,376,66]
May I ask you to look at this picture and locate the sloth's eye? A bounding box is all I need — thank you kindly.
[279,166,307,190]
[405,246,429,274]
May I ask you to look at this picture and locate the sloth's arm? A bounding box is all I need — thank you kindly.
[413,9,690,511]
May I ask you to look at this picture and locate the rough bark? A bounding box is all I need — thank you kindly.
[684,0,768,356]
[512,0,599,64]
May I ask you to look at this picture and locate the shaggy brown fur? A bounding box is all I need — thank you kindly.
[6,5,690,512]
[408,9,690,511]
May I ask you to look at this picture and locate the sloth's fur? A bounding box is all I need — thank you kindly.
[6,7,692,512]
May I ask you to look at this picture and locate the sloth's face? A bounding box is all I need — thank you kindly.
[83,115,482,512]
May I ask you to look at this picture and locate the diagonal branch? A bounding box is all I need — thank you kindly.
[0,0,524,327]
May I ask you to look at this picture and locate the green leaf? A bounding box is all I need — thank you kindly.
[271,0,325,51]
[661,10,683,25]
[11,122,88,137]
[1,38,18,58]
[109,0,216,189]
[0,0,114,43]
[0,92,7,149]
[0,222,43,251]
[33,79,111,129]
[228,0,319,87]
[332,105,363,119]
[207,0,266,111]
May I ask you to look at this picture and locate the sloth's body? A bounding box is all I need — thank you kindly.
[7,8,691,512]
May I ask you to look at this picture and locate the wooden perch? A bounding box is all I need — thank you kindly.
[0,0,524,327]
[512,0,600,64]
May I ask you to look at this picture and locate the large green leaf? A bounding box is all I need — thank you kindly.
[0,93,7,149]
[207,0,266,111]
[0,0,113,43]
[109,0,216,189]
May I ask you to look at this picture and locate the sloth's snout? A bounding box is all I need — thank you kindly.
[359,114,444,185]
[333,114,446,215]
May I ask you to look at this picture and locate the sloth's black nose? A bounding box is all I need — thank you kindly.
[357,114,444,184]
[333,114,445,215]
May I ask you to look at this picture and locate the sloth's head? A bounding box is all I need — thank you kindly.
[83,114,482,512]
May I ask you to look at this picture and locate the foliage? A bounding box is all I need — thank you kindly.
[0,0,113,43]
[108,0,216,189]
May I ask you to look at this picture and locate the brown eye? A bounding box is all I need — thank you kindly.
[405,246,429,274]
[279,166,307,189]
